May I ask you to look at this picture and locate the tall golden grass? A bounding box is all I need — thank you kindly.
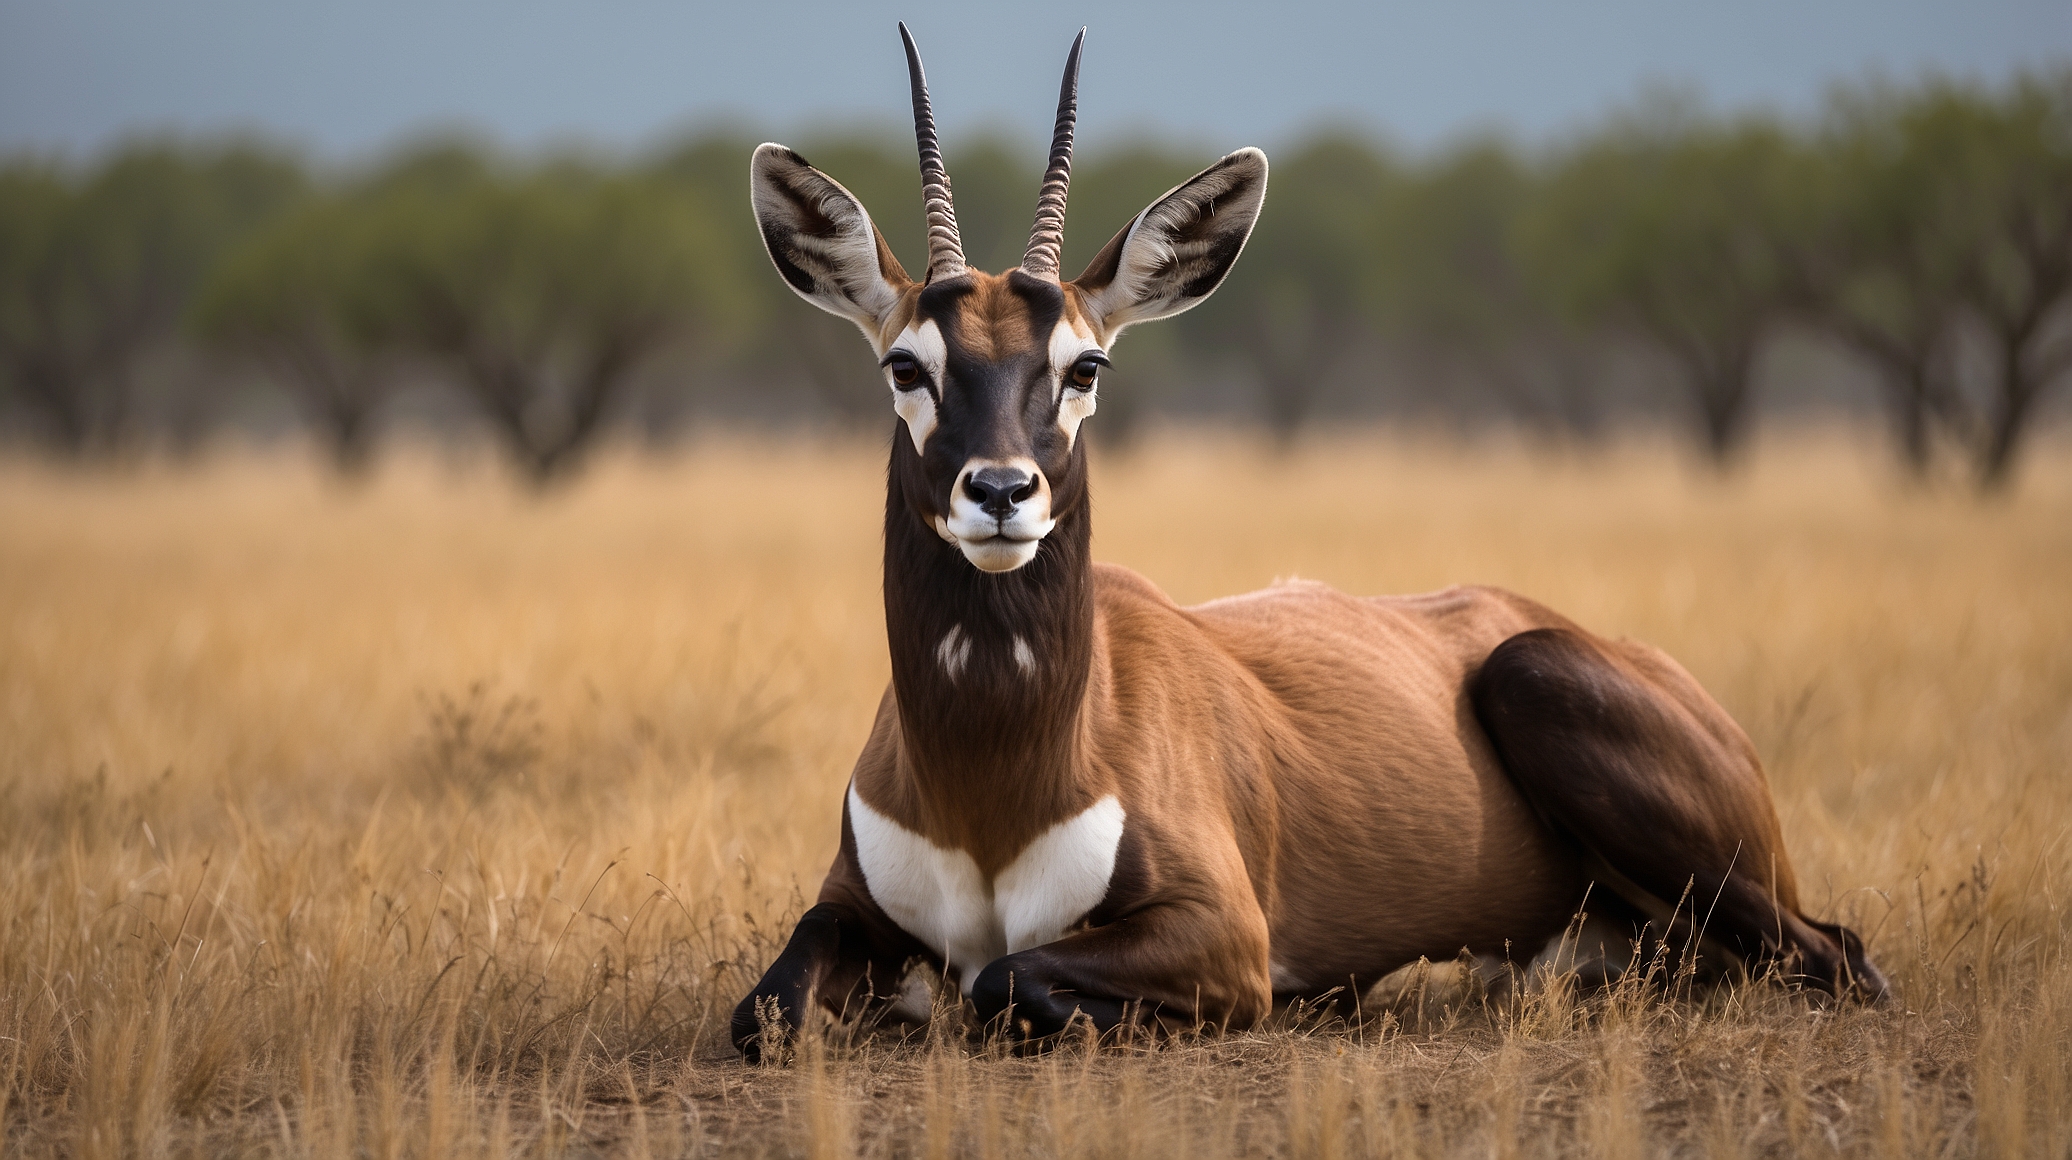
[1,430,2067,1157]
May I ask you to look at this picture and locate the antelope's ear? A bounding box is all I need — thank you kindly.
[1071,148,1267,339]
[751,143,912,339]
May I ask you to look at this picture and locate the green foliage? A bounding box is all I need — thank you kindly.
[1928,70,2072,488]
[192,194,396,471]
[1527,109,1818,461]
[1366,142,1605,433]
[1188,132,1397,441]
[0,140,306,453]
[1808,81,1988,472]
[403,163,732,483]
[214,141,740,482]
[1802,70,2072,485]
[5,67,2069,487]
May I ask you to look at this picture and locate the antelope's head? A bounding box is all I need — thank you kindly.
[750,26,1267,573]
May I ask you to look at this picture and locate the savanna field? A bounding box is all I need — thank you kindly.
[1,430,2068,1158]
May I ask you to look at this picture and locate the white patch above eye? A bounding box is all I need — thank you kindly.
[1047,319,1095,402]
[888,319,948,454]
[1048,318,1100,448]
[1012,636,1035,675]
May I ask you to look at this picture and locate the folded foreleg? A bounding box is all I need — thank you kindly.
[969,901,1273,1047]
[729,890,926,1060]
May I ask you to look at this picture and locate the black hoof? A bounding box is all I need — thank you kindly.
[970,954,1138,1050]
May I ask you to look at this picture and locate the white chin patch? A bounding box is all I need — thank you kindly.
[945,457,1054,573]
[957,536,1042,573]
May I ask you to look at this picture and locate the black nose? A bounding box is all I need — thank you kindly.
[963,466,1038,520]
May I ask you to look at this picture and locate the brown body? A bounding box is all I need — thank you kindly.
[729,28,1882,1056]
[844,574,1601,1023]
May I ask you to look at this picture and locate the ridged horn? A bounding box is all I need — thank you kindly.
[900,22,966,282]
[1021,28,1084,278]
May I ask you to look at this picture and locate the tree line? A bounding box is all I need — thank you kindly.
[1,69,2066,487]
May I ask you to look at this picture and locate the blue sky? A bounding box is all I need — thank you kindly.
[2,0,2066,160]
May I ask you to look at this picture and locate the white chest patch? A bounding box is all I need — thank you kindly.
[846,785,1126,993]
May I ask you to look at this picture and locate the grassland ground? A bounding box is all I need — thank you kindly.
[1,429,2068,1157]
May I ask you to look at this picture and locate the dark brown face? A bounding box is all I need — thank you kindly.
[879,270,1108,574]
[746,25,1266,574]
[749,115,1267,576]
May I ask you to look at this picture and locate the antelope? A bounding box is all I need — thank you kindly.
[732,25,1886,1057]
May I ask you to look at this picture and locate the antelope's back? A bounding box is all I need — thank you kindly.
[1092,567,1588,974]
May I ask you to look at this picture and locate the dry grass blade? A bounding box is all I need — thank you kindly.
[0,429,2067,1156]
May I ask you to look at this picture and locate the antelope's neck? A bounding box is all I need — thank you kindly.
[880,486,1097,856]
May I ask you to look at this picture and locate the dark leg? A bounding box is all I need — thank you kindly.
[968,906,1272,1050]
[1470,628,1888,1001]
[730,899,924,1060]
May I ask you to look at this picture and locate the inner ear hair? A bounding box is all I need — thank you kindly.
[750,143,911,331]
[1073,147,1268,336]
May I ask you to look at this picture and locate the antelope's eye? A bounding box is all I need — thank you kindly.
[1068,354,1107,391]
[884,353,922,389]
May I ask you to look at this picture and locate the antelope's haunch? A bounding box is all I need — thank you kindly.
[732,26,1887,1057]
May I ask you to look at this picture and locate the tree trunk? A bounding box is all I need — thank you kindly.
[1893,377,1932,478]
[324,401,374,478]
[1691,344,1756,469]
[1260,365,1315,451]
[1971,299,2072,493]
[11,361,93,457]
[1883,350,1949,481]
[1646,313,1761,470]
[1976,330,2036,493]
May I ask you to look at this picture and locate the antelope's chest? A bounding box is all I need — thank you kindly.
[845,785,1125,991]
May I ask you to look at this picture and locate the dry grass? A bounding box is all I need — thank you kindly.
[1,429,2068,1158]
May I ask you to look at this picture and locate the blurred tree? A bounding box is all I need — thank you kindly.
[1529,110,1814,464]
[356,149,737,483]
[5,71,2064,472]
[1375,140,1605,436]
[1193,132,1394,446]
[0,164,90,448]
[938,132,1040,275]
[0,141,305,454]
[1935,71,2072,490]
[647,132,806,431]
[1801,83,1975,477]
[192,196,397,474]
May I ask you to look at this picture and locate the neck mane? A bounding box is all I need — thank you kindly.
[880,450,1096,854]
